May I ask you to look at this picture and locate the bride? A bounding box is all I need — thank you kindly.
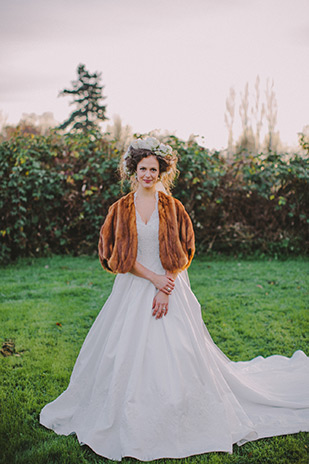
[40,136,309,461]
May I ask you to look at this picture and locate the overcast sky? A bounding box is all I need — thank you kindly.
[1,0,308,149]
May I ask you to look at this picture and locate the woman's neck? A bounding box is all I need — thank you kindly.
[135,186,157,198]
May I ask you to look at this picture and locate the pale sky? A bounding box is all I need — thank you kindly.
[1,0,308,149]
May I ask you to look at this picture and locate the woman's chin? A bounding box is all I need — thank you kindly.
[142,182,154,188]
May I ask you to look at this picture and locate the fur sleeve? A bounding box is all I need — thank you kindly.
[98,193,138,274]
[158,191,195,273]
[176,199,195,269]
[98,203,117,273]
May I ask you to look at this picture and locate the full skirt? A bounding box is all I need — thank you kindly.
[40,271,309,461]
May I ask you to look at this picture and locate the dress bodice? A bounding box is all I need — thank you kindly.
[134,192,165,274]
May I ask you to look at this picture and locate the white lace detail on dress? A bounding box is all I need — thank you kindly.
[134,191,165,274]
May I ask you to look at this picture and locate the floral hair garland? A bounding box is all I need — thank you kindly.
[123,137,174,176]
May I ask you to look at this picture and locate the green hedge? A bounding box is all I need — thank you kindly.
[172,137,309,255]
[0,131,308,263]
[0,131,124,263]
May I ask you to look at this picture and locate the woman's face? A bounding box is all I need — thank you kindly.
[136,155,160,189]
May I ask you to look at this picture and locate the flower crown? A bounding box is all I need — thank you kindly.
[123,137,174,176]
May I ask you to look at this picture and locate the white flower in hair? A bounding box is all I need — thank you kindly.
[132,137,160,151]
[124,136,173,160]
[146,137,161,150]
[156,142,173,156]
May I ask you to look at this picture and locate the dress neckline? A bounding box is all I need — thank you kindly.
[134,191,158,226]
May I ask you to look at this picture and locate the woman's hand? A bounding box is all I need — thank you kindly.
[152,291,169,319]
[151,274,175,295]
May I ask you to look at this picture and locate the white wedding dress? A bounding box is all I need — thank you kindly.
[40,192,309,461]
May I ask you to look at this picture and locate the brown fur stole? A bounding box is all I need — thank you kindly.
[98,191,195,274]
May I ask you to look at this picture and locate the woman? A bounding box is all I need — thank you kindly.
[40,137,309,461]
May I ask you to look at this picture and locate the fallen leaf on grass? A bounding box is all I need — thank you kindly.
[0,340,25,357]
[1,339,15,357]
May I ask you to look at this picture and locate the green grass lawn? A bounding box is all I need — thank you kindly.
[0,255,308,464]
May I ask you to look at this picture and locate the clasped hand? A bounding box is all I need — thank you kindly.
[152,290,169,319]
[151,274,175,320]
[152,274,175,295]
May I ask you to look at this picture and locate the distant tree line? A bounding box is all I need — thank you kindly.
[1,65,308,159]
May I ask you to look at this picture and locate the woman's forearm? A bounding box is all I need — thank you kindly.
[130,261,175,294]
[129,261,156,285]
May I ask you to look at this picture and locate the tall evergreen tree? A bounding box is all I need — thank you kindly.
[58,64,108,132]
